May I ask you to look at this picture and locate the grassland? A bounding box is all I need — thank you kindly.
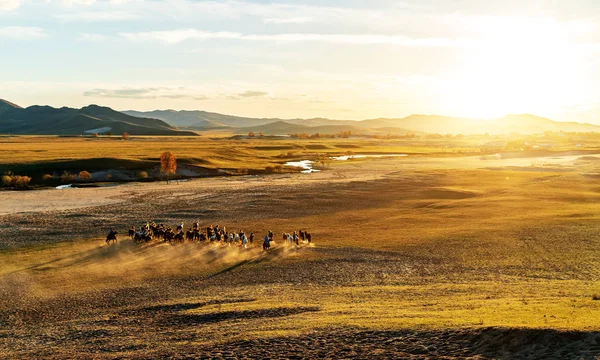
[0,135,494,185]
[1,136,600,358]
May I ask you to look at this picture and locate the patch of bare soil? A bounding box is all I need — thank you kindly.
[184,328,600,360]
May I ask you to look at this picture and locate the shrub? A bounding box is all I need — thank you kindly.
[2,175,12,186]
[236,168,248,175]
[61,171,75,183]
[265,166,274,173]
[78,171,92,182]
[42,174,53,181]
[122,132,131,140]
[105,173,112,181]
[93,133,99,138]
[12,176,31,188]
[248,132,255,138]
[138,171,148,179]
[274,164,283,173]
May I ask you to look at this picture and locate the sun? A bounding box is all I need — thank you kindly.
[443,16,590,119]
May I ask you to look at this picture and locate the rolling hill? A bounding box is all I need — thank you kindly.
[0,100,197,136]
[4,99,599,136]
[127,109,600,135]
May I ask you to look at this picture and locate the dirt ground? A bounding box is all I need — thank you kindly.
[2,154,600,359]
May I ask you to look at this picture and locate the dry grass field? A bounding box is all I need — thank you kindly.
[1,136,600,358]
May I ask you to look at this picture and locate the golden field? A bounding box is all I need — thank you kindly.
[1,135,600,358]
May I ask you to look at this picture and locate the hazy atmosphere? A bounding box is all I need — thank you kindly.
[3,1,600,359]
[2,0,600,121]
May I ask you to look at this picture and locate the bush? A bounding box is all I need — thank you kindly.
[105,173,112,181]
[42,174,53,181]
[138,171,148,179]
[122,132,131,140]
[248,132,255,138]
[2,175,12,186]
[12,176,31,188]
[265,166,274,173]
[274,164,283,173]
[79,171,92,182]
[61,171,75,183]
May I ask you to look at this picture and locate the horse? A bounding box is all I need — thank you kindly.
[106,231,118,245]
[192,229,201,241]
[263,237,271,251]
[305,232,312,243]
[128,226,135,239]
[186,229,194,241]
[299,230,305,242]
[174,231,185,243]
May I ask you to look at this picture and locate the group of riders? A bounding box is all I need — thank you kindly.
[106,221,312,250]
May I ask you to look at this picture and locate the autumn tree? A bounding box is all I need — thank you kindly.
[138,171,148,179]
[1,175,11,187]
[248,132,255,138]
[122,132,131,140]
[79,171,92,182]
[160,151,177,183]
[61,171,75,183]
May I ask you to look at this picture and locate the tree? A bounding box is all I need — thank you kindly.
[248,132,255,138]
[79,171,92,182]
[160,151,177,183]
[12,176,31,188]
[138,171,148,179]
[122,132,131,140]
[61,171,75,183]
[1,175,11,187]
[42,174,53,181]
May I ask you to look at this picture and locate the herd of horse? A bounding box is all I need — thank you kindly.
[106,222,312,250]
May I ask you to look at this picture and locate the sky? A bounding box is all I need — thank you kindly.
[1,0,599,122]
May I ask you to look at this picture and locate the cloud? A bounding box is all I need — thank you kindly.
[238,90,268,97]
[77,33,107,42]
[83,87,208,100]
[0,0,21,11]
[0,26,47,39]
[120,29,472,47]
[55,10,140,21]
[264,17,313,24]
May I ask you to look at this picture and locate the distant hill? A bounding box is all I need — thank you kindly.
[124,109,277,129]
[0,99,22,116]
[0,101,197,136]
[5,100,599,136]
[128,109,600,135]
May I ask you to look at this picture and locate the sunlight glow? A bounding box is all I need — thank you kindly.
[443,17,592,119]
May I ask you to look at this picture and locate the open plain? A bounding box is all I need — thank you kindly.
[1,137,600,359]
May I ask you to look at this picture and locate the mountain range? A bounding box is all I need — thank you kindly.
[0,100,196,136]
[1,98,599,136]
[125,109,600,135]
